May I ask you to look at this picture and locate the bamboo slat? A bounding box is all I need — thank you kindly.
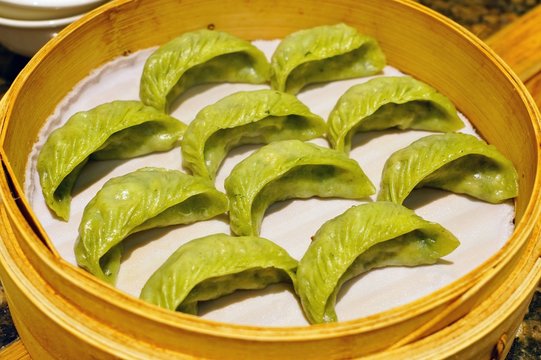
[486,5,541,84]
[0,341,31,360]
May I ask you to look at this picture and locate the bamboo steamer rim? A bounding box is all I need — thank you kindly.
[0,0,540,345]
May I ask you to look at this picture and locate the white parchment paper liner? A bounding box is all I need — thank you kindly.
[25,40,515,327]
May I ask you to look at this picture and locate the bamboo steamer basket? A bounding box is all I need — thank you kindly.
[0,0,540,358]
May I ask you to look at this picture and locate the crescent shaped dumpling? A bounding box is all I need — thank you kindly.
[37,100,186,221]
[74,167,229,285]
[296,201,460,324]
[140,29,271,112]
[139,233,298,314]
[328,76,465,153]
[378,133,519,204]
[181,89,327,180]
[270,23,386,94]
[224,139,375,236]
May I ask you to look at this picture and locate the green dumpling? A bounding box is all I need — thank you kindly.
[328,76,464,153]
[270,23,386,94]
[378,133,519,204]
[181,89,326,180]
[296,201,460,324]
[37,100,186,221]
[140,29,271,112]
[139,233,298,314]
[74,167,229,285]
[224,139,375,236]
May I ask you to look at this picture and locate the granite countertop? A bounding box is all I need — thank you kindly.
[0,0,540,358]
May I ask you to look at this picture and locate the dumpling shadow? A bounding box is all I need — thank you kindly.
[71,159,132,196]
[168,84,217,113]
[264,196,373,218]
[196,282,299,317]
[402,187,491,209]
[169,83,271,114]
[226,143,264,158]
[120,214,231,263]
[335,272,370,304]
[402,188,455,209]
[120,226,180,263]
[336,259,456,304]
[296,72,386,95]
[352,128,396,149]
[210,143,264,182]
[350,128,413,149]
[263,198,295,215]
[297,82,336,94]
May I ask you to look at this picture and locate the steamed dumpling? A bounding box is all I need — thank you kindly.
[140,233,298,314]
[225,140,375,236]
[378,133,519,204]
[328,76,464,153]
[296,201,459,324]
[181,89,326,180]
[270,23,386,94]
[74,167,229,285]
[37,100,186,220]
[140,29,271,112]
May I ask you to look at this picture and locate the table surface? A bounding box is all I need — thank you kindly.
[0,0,540,358]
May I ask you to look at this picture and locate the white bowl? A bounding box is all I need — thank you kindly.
[0,14,80,57]
[0,0,107,20]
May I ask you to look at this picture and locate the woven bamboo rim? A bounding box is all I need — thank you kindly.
[0,0,540,358]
